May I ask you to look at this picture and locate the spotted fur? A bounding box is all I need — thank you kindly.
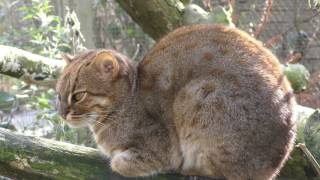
[56,24,296,180]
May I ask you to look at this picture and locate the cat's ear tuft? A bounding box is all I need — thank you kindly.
[61,53,74,64]
[94,51,120,79]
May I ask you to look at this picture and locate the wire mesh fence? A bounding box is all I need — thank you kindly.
[213,0,320,108]
[234,0,320,71]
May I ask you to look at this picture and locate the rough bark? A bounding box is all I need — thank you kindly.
[114,1,232,41]
[0,45,64,88]
[0,106,319,180]
[0,128,187,180]
[0,127,109,179]
[115,0,184,40]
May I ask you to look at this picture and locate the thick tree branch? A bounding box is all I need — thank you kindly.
[115,0,184,40]
[0,127,109,179]
[0,45,64,88]
[0,128,187,180]
[114,1,234,41]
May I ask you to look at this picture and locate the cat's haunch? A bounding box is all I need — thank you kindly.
[56,24,296,180]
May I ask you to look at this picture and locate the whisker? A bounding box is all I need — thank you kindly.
[66,107,122,132]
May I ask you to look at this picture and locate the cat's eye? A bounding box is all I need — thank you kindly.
[70,91,87,103]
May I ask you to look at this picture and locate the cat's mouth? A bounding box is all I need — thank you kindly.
[65,112,100,128]
[65,113,87,127]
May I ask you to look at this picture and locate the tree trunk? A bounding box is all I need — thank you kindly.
[0,106,319,180]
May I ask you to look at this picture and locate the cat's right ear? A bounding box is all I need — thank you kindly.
[93,51,120,80]
[61,53,74,64]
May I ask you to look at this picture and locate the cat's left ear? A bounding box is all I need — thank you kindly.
[61,53,74,64]
[94,51,120,79]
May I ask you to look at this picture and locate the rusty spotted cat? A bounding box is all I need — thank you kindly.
[56,24,296,180]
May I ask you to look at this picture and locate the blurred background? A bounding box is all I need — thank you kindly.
[0,0,319,148]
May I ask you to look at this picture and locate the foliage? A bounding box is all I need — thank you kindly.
[1,0,66,58]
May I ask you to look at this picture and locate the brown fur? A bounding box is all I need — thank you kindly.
[56,24,296,180]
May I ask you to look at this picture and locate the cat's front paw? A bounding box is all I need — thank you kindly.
[111,150,152,177]
[111,150,132,176]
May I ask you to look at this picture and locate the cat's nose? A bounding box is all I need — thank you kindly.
[58,105,69,119]
[56,97,69,119]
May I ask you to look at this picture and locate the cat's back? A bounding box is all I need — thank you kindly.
[139,24,290,95]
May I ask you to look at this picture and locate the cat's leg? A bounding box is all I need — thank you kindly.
[110,148,165,177]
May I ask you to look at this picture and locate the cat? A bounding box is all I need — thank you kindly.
[56,24,296,180]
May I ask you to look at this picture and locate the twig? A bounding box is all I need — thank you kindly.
[264,34,283,48]
[296,143,320,176]
[255,0,273,38]
[132,43,141,61]
[228,0,237,25]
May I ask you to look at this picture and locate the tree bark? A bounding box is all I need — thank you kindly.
[0,106,319,180]
[114,0,232,41]
[0,45,64,88]
[115,0,184,40]
[0,128,186,180]
[0,127,109,179]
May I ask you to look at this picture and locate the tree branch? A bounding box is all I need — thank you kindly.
[115,0,184,40]
[0,45,64,88]
[0,127,185,180]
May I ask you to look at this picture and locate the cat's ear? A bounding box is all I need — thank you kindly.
[61,53,74,64]
[94,51,120,79]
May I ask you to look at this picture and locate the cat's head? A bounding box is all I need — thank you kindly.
[56,49,134,127]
